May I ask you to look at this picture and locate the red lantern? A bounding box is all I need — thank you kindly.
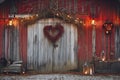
[103,22,113,35]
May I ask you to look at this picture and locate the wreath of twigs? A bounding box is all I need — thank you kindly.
[43,23,64,43]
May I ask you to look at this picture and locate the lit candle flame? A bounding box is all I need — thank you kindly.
[102,56,105,61]
[91,19,95,25]
[84,71,88,74]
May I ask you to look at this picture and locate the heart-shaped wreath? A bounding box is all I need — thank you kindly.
[43,23,64,43]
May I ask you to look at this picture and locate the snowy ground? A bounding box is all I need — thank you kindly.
[0,73,120,80]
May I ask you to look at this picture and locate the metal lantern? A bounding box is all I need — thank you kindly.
[83,62,94,75]
[103,21,113,35]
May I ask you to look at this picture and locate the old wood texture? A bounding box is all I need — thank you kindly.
[4,26,20,61]
[92,25,96,57]
[115,26,120,58]
[27,18,78,72]
[0,0,118,73]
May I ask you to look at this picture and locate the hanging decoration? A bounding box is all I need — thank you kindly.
[103,21,114,35]
[103,21,114,60]
[5,0,18,27]
[18,8,84,27]
[16,0,85,27]
[43,23,64,44]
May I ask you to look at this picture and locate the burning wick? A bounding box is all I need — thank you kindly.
[102,56,105,61]
[84,71,88,74]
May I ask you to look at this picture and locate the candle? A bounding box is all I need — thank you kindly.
[84,71,88,74]
[90,68,93,75]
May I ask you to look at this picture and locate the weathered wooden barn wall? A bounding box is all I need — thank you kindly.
[27,18,78,72]
[0,0,119,72]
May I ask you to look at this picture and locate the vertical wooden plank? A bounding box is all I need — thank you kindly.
[92,25,96,57]
[13,28,20,60]
[27,24,34,70]
[115,26,120,58]
[19,24,27,65]
[3,26,20,61]
[4,28,8,58]
[1,25,5,57]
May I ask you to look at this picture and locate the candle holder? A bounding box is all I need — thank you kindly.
[83,62,94,75]
[103,21,113,35]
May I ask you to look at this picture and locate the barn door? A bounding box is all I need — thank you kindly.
[27,18,78,72]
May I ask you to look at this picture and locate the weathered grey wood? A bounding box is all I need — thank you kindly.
[115,26,120,58]
[4,28,8,58]
[92,25,96,57]
[4,27,20,61]
[27,18,78,72]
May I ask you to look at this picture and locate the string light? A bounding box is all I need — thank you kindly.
[17,9,85,26]
[56,13,59,16]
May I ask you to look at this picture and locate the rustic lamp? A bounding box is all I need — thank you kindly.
[91,19,96,25]
[103,21,114,60]
[83,62,93,75]
[101,50,106,61]
[83,62,89,75]
[8,19,13,26]
[83,65,94,75]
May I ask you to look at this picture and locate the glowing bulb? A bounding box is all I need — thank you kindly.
[22,71,25,74]
[67,15,71,18]
[9,20,13,26]
[80,21,83,24]
[56,13,59,16]
[75,19,78,23]
[91,19,95,25]
[36,14,38,17]
[106,31,109,34]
